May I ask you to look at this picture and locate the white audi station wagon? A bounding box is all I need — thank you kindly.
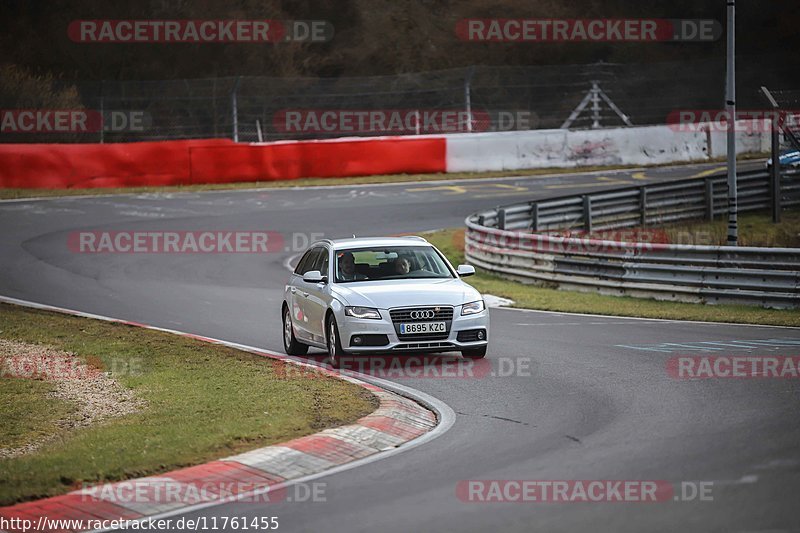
[282,236,489,366]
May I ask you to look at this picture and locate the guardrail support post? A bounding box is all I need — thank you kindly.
[705,179,714,221]
[639,188,647,227]
[497,208,506,230]
[582,196,592,233]
[531,203,539,232]
[771,122,782,223]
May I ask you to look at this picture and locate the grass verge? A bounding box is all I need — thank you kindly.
[655,209,800,248]
[0,378,76,452]
[425,228,800,328]
[0,303,378,505]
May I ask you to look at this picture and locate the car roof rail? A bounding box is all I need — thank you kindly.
[403,235,428,242]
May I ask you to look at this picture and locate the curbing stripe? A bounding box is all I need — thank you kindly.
[0,295,447,532]
[282,435,377,465]
[221,446,338,480]
[358,416,429,440]
[318,424,406,450]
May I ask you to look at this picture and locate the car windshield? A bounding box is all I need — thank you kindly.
[334,246,453,283]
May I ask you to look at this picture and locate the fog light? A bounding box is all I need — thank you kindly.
[352,336,363,345]
[477,330,485,340]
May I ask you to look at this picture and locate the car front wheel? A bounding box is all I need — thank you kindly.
[326,314,346,368]
[283,306,308,355]
[461,346,487,359]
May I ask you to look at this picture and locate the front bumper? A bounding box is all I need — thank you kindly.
[334,306,489,354]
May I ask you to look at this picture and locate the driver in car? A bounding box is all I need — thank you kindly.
[394,255,411,275]
[337,251,367,282]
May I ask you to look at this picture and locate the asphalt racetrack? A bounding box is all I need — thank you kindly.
[2,160,799,533]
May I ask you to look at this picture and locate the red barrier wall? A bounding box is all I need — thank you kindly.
[0,137,446,189]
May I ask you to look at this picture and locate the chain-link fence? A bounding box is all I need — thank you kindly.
[768,88,800,154]
[1,54,795,143]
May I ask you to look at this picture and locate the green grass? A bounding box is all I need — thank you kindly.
[425,229,800,328]
[0,303,378,505]
[656,209,800,248]
[0,378,76,451]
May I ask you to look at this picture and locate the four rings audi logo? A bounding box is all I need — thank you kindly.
[409,310,436,320]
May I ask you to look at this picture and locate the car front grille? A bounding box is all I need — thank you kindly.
[390,306,453,341]
[393,341,455,350]
[389,306,454,322]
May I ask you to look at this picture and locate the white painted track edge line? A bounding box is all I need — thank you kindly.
[0,167,635,203]
[0,159,756,203]
[494,306,800,330]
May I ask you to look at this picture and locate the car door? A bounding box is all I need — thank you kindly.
[301,246,331,344]
[289,247,322,343]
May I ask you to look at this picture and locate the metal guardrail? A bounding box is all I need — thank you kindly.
[465,169,800,309]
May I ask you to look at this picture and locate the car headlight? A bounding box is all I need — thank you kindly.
[345,306,382,320]
[461,300,485,316]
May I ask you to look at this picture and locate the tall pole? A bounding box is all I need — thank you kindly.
[725,0,738,245]
[99,80,105,144]
[232,76,241,142]
[761,86,782,223]
[464,67,474,133]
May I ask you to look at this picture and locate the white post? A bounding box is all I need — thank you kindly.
[464,67,474,132]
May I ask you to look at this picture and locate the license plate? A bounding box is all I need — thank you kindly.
[399,322,446,334]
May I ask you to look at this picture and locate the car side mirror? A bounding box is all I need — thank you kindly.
[303,270,327,283]
[457,264,476,277]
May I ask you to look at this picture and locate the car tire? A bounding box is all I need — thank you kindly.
[326,314,346,368]
[283,306,308,356]
[461,346,487,359]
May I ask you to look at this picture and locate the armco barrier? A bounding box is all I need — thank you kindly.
[465,169,800,309]
[0,136,446,189]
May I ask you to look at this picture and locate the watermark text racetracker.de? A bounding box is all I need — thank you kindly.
[668,355,800,379]
[456,480,714,503]
[667,109,800,133]
[1,109,148,134]
[469,228,721,254]
[456,19,721,42]
[275,354,536,380]
[68,231,325,254]
[1,354,143,380]
[274,109,538,135]
[68,19,333,43]
[80,479,327,505]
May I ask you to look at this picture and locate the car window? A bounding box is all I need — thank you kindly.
[310,247,329,275]
[334,246,454,283]
[317,249,329,277]
[294,248,321,275]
